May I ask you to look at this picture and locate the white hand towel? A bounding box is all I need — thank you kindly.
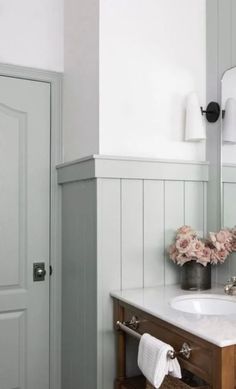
[138,333,182,389]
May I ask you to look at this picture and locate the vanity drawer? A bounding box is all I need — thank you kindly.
[123,306,213,384]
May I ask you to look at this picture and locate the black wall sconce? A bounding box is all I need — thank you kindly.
[201,102,220,123]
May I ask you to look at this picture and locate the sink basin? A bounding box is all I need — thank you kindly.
[170,294,236,315]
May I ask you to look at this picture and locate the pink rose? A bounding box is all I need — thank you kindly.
[193,240,204,258]
[209,232,225,251]
[177,225,195,236]
[216,230,232,244]
[176,255,192,266]
[185,239,203,259]
[211,248,229,264]
[224,241,233,253]
[197,247,211,267]
[209,232,217,245]
[230,226,236,238]
[210,249,219,265]
[231,241,236,251]
[216,230,229,243]
[176,236,192,254]
[230,227,236,252]
[202,247,211,258]
[168,244,178,263]
[218,249,229,263]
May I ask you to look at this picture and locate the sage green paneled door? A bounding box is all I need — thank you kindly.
[0,76,50,389]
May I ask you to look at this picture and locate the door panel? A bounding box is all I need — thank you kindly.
[0,105,26,287]
[0,311,25,388]
[0,76,50,389]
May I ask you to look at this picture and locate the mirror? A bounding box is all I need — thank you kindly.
[221,67,236,228]
[221,67,236,277]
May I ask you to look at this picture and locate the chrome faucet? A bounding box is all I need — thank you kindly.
[224,276,236,295]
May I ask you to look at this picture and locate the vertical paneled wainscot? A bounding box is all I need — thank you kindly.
[57,155,208,389]
[220,164,236,282]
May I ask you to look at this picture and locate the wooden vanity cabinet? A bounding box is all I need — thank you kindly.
[113,298,236,389]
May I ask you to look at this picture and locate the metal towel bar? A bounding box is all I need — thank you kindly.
[116,320,192,360]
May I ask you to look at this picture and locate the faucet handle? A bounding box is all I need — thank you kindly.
[230,276,236,283]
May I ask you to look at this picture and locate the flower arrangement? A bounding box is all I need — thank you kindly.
[168,225,236,267]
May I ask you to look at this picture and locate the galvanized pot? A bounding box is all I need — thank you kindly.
[181,261,211,291]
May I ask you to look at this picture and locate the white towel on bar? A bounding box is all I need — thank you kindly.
[137,333,182,388]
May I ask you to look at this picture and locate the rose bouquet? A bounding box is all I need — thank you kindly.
[168,225,236,267]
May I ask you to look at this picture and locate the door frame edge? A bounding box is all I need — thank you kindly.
[0,63,63,389]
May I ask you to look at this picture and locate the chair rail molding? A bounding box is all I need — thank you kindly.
[57,155,209,184]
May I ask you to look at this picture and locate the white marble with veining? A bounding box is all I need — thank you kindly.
[110,285,236,347]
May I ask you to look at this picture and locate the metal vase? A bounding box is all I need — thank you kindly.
[181,261,211,291]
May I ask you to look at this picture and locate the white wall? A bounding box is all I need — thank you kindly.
[63,0,99,162]
[99,0,206,161]
[0,0,207,161]
[0,0,63,71]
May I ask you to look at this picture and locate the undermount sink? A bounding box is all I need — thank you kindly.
[170,294,236,315]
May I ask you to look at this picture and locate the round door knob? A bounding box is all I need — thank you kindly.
[36,268,46,277]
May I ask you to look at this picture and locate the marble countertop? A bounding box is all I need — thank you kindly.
[111,285,236,347]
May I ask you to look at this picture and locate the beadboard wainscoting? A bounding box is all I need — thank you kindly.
[219,164,236,284]
[58,155,208,389]
[61,179,97,389]
[97,177,208,290]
